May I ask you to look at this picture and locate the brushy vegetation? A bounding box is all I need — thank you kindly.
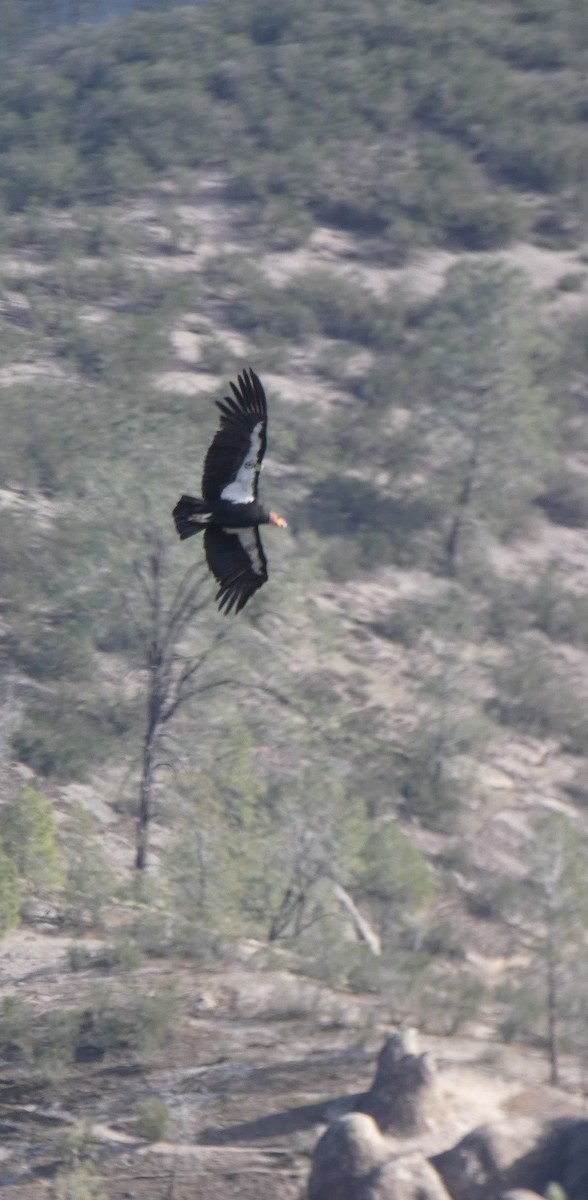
[0,0,586,250]
[0,982,179,1069]
[0,786,65,894]
[135,1096,170,1141]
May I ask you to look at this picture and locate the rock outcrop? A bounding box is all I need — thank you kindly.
[431,1117,566,1199]
[307,1114,451,1200]
[359,1030,440,1135]
[307,1032,588,1200]
[308,1113,392,1200]
[561,1119,588,1199]
[363,1149,453,1200]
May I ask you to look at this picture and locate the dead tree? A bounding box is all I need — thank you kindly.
[132,538,225,871]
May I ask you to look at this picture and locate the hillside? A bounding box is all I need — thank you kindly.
[1,1,588,1196]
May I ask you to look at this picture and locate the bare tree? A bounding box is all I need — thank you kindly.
[132,537,226,871]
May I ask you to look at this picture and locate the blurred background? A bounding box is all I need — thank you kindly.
[1,1,588,1195]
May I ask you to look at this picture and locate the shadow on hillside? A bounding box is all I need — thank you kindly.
[199,1092,365,1144]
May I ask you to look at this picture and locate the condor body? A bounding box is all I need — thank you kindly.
[172,368,286,613]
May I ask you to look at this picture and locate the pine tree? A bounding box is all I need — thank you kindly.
[416,260,556,573]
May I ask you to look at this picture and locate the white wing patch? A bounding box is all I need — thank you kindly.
[220,421,264,504]
[224,528,267,578]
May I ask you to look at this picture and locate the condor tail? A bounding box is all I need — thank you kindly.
[172,495,211,540]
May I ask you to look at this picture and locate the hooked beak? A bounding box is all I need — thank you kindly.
[269,511,288,528]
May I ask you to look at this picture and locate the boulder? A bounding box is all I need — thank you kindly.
[308,1034,588,1200]
[308,1113,392,1200]
[359,1030,440,1135]
[364,1151,452,1200]
[561,1118,588,1200]
[307,1113,452,1200]
[431,1117,568,1200]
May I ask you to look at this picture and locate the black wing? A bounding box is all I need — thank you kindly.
[201,368,268,505]
[203,525,268,614]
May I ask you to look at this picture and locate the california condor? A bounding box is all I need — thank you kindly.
[172,368,287,614]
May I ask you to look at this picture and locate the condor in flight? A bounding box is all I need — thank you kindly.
[172,368,287,614]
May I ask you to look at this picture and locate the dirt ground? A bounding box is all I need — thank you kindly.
[0,929,586,1200]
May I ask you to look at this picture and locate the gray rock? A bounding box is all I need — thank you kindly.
[561,1119,588,1200]
[359,1030,439,1135]
[364,1151,452,1200]
[307,1113,451,1200]
[431,1117,568,1200]
[308,1113,392,1200]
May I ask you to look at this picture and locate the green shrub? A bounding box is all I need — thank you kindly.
[68,943,96,972]
[293,270,403,348]
[357,823,436,932]
[35,1008,82,1072]
[0,842,21,935]
[422,920,465,961]
[0,995,32,1061]
[374,597,449,647]
[444,189,525,250]
[464,876,517,921]
[419,970,486,1036]
[55,1164,107,1200]
[499,26,568,71]
[299,926,375,992]
[8,618,93,682]
[82,983,180,1058]
[261,195,313,249]
[531,568,588,646]
[482,567,588,648]
[484,575,531,641]
[13,691,137,781]
[0,1,585,252]
[536,470,588,527]
[0,787,65,893]
[68,938,143,973]
[497,978,545,1045]
[64,807,116,930]
[102,938,143,972]
[493,634,588,747]
[0,985,177,1069]
[348,357,411,410]
[223,267,316,341]
[400,719,464,833]
[306,473,379,529]
[135,1096,169,1142]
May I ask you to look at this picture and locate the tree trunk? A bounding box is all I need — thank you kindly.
[546,940,560,1086]
[136,723,156,871]
[445,445,477,576]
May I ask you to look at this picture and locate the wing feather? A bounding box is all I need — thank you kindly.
[202,368,268,504]
[204,525,268,614]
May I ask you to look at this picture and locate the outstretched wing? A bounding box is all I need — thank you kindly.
[202,368,267,505]
[204,525,268,614]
